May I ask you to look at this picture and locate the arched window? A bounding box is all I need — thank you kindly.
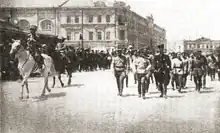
[40,20,53,31]
[18,19,30,31]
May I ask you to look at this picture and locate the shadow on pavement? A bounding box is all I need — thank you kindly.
[203,87,214,90]
[65,84,84,88]
[33,92,67,102]
[199,90,215,94]
[180,90,194,93]
[149,91,161,94]
[121,94,138,97]
[145,95,184,99]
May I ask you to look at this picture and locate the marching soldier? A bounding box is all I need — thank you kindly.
[171,52,184,92]
[27,25,44,69]
[134,50,152,99]
[191,50,207,92]
[56,36,71,63]
[154,44,171,98]
[112,48,127,96]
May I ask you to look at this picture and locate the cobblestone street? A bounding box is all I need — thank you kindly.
[1,70,220,133]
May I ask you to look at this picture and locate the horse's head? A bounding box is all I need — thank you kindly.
[9,40,23,56]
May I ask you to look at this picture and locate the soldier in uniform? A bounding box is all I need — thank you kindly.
[56,36,71,63]
[112,48,127,96]
[27,25,44,69]
[154,44,171,98]
[171,52,184,92]
[191,50,207,92]
[134,50,152,99]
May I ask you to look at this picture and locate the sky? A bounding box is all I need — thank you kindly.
[1,0,220,44]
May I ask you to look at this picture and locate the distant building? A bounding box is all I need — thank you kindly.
[183,37,220,55]
[0,0,166,51]
[153,24,167,49]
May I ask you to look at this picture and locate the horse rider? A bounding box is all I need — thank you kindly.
[56,36,71,63]
[171,52,184,92]
[134,50,152,99]
[154,44,171,98]
[111,48,127,96]
[191,50,207,92]
[27,25,44,69]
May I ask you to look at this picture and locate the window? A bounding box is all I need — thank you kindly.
[106,15,110,23]
[119,30,125,40]
[88,15,93,23]
[188,44,191,49]
[206,45,209,49]
[74,32,79,40]
[97,32,102,40]
[106,32,110,40]
[118,15,124,25]
[75,16,79,23]
[41,20,53,31]
[89,32,93,40]
[67,16,71,23]
[18,19,30,31]
[67,31,71,40]
[98,15,102,23]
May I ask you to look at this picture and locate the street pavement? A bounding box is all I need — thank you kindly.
[1,70,220,133]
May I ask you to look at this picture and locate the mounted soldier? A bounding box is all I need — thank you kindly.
[56,36,71,63]
[153,44,171,98]
[27,25,44,69]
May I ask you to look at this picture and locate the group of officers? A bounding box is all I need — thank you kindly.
[111,43,216,99]
[10,25,218,99]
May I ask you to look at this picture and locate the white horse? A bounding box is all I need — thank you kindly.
[9,40,57,99]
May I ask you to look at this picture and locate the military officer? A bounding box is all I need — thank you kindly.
[134,50,152,99]
[171,52,184,92]
[154,44,171,98]
[111,48,127,96]
[191,50,207,92]
[27,25,44,69]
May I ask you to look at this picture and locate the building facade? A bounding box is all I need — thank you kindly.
[0,1,165,51]
[183,37,220,55]
[153,24,167,50]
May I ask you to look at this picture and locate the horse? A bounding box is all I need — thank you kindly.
[9,40,57,99]
[45,45,75,88]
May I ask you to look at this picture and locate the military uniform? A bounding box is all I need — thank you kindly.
[27,25,44,69]
[154,44,171,97]
[171,55,184,92]
[191,51,207,91]
[112,49,127,96]
[134,53,151,99]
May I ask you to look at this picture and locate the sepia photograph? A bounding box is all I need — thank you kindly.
[0,0,220,133]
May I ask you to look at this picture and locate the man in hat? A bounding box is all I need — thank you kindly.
[191,50,208,92]
[154,44,171,98]
[134,50,152,99]
[56,36,71,63]
[112,48,127,96]
[27,25,44,69]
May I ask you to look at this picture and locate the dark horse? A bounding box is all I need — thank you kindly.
[43,44,75,88]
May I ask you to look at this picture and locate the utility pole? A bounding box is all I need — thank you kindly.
[81,9,84,49]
